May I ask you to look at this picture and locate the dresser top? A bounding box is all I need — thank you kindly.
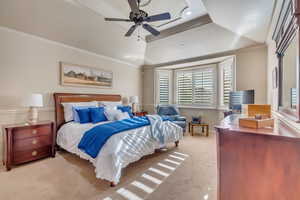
[2,120,53,129]
[215,114,300,139]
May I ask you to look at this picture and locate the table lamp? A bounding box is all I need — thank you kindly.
[129,96,139,113]
[23,94,43,124]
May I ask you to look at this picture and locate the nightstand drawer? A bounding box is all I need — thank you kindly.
[13,125,52,140]
[13,146,52,165]
[13,135,52,151]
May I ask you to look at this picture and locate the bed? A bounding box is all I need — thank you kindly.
[53,93,183,186]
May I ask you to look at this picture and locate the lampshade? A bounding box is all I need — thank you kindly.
[129,96,139,104]
[23,94,43,107]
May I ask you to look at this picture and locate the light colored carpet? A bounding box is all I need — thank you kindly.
[0,133,217,200]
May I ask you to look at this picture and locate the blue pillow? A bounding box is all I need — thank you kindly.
[117,106,134,118]
[72,106,96,122]
[76,108,91,124]
[89,107,108,123]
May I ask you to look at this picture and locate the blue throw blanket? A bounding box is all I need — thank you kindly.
[78,116,167,158]
[147,115,165,144]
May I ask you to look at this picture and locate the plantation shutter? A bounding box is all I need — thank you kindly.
[157,71,170,104]
[223,65,233,105]
[193,68,214,106]
[177,71,193,105]
[176,67,216,107]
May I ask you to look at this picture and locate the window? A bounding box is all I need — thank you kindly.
[156,70,172,104]
[176,67,216,108]
[155,56,236,109]
[219,58,235,107]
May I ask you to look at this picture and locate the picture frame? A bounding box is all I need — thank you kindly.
[60,62,113,88]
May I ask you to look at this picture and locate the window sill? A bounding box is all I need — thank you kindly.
[177,105,229,111]
[178,105,216,110]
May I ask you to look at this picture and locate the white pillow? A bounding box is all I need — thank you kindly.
[116,112,130,121]
[62,101,98,122]
[98,101,122,109]
[104,109,123,121]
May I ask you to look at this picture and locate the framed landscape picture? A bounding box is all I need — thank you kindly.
[60,62,113,88]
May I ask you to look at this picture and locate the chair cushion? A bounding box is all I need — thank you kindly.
[175,116,186,122]
[172,121,187,128]
[157,106,179,116]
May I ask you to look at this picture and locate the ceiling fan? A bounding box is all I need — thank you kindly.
[104,0,171,37]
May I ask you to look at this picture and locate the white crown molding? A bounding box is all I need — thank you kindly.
[0,26,141,68]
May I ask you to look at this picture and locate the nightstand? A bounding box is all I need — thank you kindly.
[133,111,148,117]
[2,121,56,171]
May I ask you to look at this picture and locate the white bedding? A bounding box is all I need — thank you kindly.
[57,120,183,184]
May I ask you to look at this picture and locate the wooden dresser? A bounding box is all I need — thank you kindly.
[2,121,56,170]
[215,115,300,200]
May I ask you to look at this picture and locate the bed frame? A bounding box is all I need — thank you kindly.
[53,92,178,187]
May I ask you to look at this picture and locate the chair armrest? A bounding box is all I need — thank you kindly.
[175,116,186,122]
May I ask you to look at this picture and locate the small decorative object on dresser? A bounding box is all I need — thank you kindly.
[2,121,56,171]
[134,111,148,117]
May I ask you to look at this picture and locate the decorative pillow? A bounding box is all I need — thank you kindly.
[98,101,122,109]
[73,106,97,123]
[104,109,123,121]
[75,108,91,124]
[62,101,98,122]
[117,106,134,118]
[116,112,131,121]
[89,107,108,124]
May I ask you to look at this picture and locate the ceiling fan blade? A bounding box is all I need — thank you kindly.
[125,25,138,37]
[105,18,132,22]
[145,12,171,22]
[128,0,140,14]
[142,24,160,36]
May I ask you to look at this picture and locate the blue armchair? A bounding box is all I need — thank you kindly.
[157,105,187,133]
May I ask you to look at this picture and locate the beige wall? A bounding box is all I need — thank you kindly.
[0,27,142,162]
[235,45,268,104]
[143,45,268,128]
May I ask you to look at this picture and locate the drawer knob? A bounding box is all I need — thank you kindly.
[32,139,37,145]
[32,151,38,156]
[32,130,37,135]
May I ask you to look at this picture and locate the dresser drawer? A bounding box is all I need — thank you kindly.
[13,124,52,140]
[13,135,52,151]
[13,146,52,165]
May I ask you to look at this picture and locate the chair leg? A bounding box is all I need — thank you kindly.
[206,126,209,137]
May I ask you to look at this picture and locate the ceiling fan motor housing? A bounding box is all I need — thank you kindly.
[130,10,148,24]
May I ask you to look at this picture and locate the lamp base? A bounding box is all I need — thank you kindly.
[132,103,139,113]
[27,107,39,124]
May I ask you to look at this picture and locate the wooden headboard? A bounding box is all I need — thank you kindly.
[53,93,122,130]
